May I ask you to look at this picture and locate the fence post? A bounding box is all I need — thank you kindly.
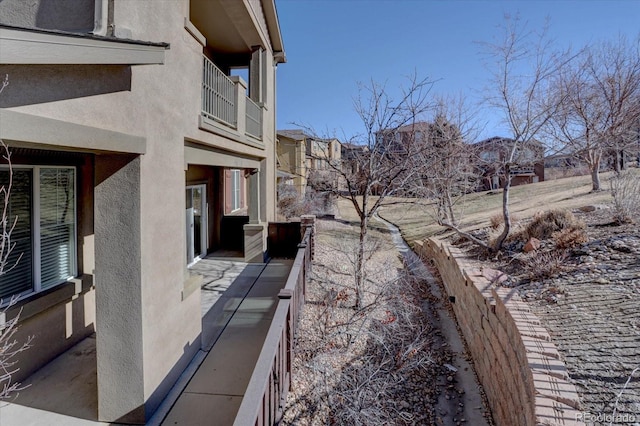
[300,215,316,261]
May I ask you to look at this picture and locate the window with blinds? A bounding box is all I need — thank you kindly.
[0,167,76,300]
[231,169,241,211]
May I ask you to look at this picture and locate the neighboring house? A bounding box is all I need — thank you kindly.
[277,129,342,191]
[374,121,436,155]
[301,133,341,171]
[306,135,342,190]
[474,137,545,191]
[544,151,591,179]
[0,0,285,423]
[341,142,368,175]
[277,129,308,195]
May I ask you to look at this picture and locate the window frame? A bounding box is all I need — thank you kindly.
[0,165,78,302]
[230,169,242,212]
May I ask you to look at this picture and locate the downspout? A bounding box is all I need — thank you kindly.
[93,0,114,36]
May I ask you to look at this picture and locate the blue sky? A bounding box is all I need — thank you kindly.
[275,0,640,142]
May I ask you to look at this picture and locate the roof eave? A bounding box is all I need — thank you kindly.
[0,25,168,65]
[262,0,286,63]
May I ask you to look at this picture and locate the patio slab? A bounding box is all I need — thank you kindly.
[0,257,294,426]
[160,393,242,426]
[0,335,104,426]
[159,259,293,426]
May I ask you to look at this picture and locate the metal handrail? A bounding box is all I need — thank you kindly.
[202,56,237,127]
[245,96,263,139]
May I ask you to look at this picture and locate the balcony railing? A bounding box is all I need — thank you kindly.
[510,166,535,175]
[233,220,314,426]
[202,56,237,127]
[201,55,264,141]
[246,97,263,140]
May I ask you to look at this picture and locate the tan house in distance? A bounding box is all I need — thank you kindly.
[307,136,342,171]
[277,129,308,195]
[276,130,342,192]
[0,0,285,423]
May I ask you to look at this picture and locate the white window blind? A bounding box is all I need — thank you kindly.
[39,168,75,290]
[0,170,33,299]
[231,169,241,211]
[0,167,76,300]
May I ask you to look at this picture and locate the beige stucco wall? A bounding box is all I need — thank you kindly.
[0,0,282,422]
[0,0,94,33]
[277,135,307,193]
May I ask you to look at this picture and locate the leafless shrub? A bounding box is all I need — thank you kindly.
[277,183,303,219]
[326,274,435,426]
[0,298,33,400]
[610,169,640,224]
[520,250,568,281]
[489,213,503,230]
[283,222,439,425]
[0,75,33,401]
[519,209,585,241]
[552,228,588,249]
[277,183,334,219]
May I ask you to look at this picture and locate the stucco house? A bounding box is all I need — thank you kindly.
[474,137,545,191]
[306,136,341,171]
[276,129,342,192]
[0,0,285,423]
[276,129,308,195]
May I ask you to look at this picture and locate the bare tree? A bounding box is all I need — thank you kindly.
[549,35,640,190]
[340,75,434,309]
[411,94,481,227]
[305,75,434,309]
[0,74,32,401]
[483,16,571,250]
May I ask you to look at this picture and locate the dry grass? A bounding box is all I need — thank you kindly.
[511,209,585,242]
[373,172,615,245]
[610,169,640,224]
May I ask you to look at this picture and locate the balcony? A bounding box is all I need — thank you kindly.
[510,166,536,175]
[201,55,263,143]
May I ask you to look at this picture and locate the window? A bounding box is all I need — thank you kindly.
[518,147,537,163]
[0,167,76,300]
[230,169,241,211]
[480,151,499,162]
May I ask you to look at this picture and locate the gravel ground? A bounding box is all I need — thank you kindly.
[282,218,477,425]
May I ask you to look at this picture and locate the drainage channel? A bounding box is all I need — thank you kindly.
[375,214,492,426]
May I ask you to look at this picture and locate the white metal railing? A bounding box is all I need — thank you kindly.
[511,166,535,175]
[245,97,263,139]
[202,56,237,127]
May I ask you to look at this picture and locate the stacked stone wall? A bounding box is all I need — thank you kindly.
[415,238,583,426]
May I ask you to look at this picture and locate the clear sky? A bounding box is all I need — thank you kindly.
[275,0,640,142]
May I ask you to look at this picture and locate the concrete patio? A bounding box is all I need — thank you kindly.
[0,256,293,426]
[153,258,293,425]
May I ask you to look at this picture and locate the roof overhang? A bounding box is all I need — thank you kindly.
[0,109,146,154]
[189,0,285,63]
[184,143,261,170]
[277,169,295,179]
[263,0,286,63]
[0,25,168,65]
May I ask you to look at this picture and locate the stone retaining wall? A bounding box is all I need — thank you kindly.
[415,238,584,426]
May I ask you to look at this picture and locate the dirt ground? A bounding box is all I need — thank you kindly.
[282,218,492,425]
